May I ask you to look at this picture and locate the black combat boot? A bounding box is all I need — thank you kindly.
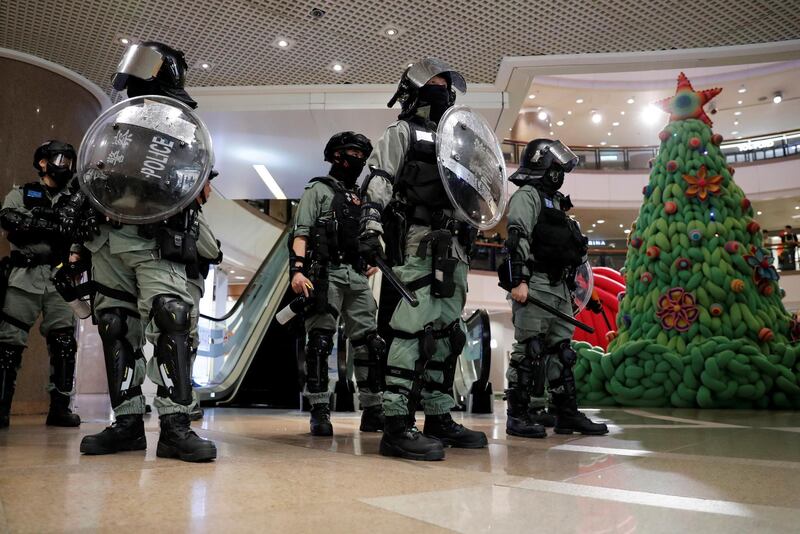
[156,413,217,462]
[80,414,147,454]
[309,403,333,436]
[423,412,488,448]
[380,415,444,461]
[553,409,609,435]
[506,389,546,438]
[528,406,556,428]
[359,404,384,432]
[46,392,81,427]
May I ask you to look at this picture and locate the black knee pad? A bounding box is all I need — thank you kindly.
[352,332,386,392]
[151,294,192,333]
[448,321,466,356]
[305,329,333,393]
[509,335,547,394]
[96,308,143,408]
[46,328,77,393]
[0,344,23,371]
[552,340,577,368]
[547,341,578,399]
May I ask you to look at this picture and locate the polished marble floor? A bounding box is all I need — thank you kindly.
[1,395,799,533]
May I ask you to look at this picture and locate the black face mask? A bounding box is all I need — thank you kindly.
[536,169,564,193]
[418,84,451,124]
[330,154,366,188]
[40,163,73,190]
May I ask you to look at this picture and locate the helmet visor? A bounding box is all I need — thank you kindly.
[407,58,467,93]
[112,44,164,90]
[49,153,74,169]
[549,140,579,171]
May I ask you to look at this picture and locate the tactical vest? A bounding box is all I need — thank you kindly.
[530,187,587,274]
[395,117,451,211]
[7,182,68,265]
[309,177,362,268]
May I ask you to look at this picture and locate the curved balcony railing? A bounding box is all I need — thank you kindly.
[502,130,800,171]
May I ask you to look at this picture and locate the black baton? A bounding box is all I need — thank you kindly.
[374,256,419,307]
[526,294,595,334]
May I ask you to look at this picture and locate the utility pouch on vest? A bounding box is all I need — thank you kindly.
[420,230,457,299]
[382,200,409,266]
[157,227,198,266]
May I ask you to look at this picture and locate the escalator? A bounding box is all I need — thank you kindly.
[192,227,494,413]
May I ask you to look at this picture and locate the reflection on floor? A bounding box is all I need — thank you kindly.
[1,395,799,533]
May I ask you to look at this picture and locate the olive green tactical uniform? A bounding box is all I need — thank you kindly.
[505,185,574,409]
[293,177,381,409]
[0,186,76,394]
[364,121,469,417]
[85,224,195,416]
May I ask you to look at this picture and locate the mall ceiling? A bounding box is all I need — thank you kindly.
[513,62,800,146]
[2,0,800,92]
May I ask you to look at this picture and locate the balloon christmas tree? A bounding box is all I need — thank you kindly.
[573,73,800,408]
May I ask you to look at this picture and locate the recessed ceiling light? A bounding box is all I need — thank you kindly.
[612,121,620,126]
[587,229,594,233]
[273,37,295,49]
[757,211,762,215]
[734,121,739,125]
[592,223,596,227]
[620,111,626,115]
[567,110,573,115]
[119,37,130,45]
[600,141,607,146]
[607,131,612,136]
[597,219,605,224]
[332,63,344,72]
[229,270,236,274]
[737,100,743,105]
[278,39,289,47]
[619,224,624,228]
[587,144,593,147]
[738,85,747,93]
[385,28,398,36]
[556,120,564,126]
[508,128,512,131]
[200,62,210,69]
[591,112,602,124]
[537,111,548,121]
[576,98,584,104]
[731,131,738,135]
[734,111,742,116]
[795,206,800,210]
[235,276,246,280]
[624,229,631,234]
[528,94,536,99]
[549,122,553,127]
[626,98,635,104]
[549,131,554,135]
[773,92,783,104]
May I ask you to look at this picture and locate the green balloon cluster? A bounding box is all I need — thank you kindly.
[572,114,799,409]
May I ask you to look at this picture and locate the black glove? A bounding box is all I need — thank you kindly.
[587,295,602,314]
[358,231,385,265]
[73,209,101,242]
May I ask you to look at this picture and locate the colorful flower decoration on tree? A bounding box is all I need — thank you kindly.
[743,246,779,284]
[709,304,723,316]
[683,165,723,201]
[675,257,691,270]
[664,201,677,215]
[724,241,739,254]
[688,137,702,149]
[640,272,653,284]
[758,328,774,342]
[655,287,699,332]
[688,229,703,244]
[731,279,745,293]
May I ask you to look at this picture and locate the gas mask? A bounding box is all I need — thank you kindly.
[39,154,74,189]
[418,84,451,124]
[330,153,367,188]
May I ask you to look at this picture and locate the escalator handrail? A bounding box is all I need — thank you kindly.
[199,227,290,322]
[464,309,492,387]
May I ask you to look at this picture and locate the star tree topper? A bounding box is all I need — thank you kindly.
[655,72,722,126]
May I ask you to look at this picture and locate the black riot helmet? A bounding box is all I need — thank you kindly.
[112,41,197,108]
[324,131,373,162]
[324,132,373,187]
[509,138,579,191]
[33,140,76,188]
[388,58,467,122]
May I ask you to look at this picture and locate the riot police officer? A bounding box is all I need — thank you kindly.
[0,141,82,428]
[77,41,216,462]
[502,138,608,438]
[289,132,386,436]
[359,59,489,461]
